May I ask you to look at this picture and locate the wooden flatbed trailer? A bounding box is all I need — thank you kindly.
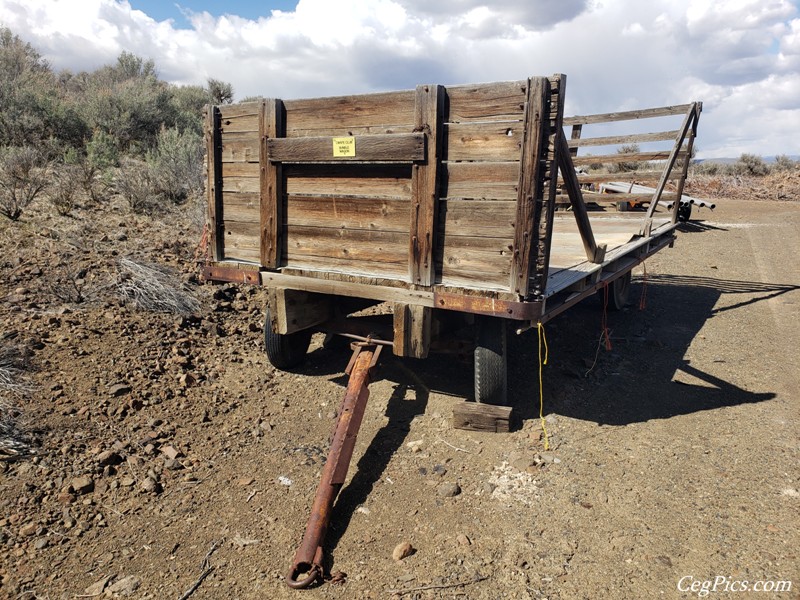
[201,74,701,406]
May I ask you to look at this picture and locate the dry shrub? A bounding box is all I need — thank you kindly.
[0,344,33,459]
[116,257,199,315]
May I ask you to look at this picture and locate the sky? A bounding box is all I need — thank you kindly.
[1,0,798,158]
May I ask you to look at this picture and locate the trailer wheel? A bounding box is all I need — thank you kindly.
[604,271,632,311]
[474,316,508,405]
[263,310,312,370]
[678,203,692,222]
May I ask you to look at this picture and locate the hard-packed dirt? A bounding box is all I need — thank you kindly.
[1,179,798,600]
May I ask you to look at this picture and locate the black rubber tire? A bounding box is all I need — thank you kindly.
[474,316,508,405]
[605,271,632,311]
[678,203,692,222]
[263,309,312,370]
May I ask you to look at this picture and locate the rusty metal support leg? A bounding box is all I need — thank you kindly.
[285,342,381,589]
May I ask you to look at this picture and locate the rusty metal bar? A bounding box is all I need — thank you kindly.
[285,343,381,589]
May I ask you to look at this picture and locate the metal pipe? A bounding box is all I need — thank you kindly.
[285,344,379,589]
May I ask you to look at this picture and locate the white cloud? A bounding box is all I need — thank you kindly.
[0,0,797,156]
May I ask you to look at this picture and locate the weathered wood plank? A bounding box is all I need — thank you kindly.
[393,303,431,359]
[220,113,259,134]
[444,162,519,200]
[221,131,260,163]
[447,81,527,122]
[440,199,516,237]
[567,130,680,148]
[260,98,284,268]
[452,401,512,433]
[219,102,261,119]
[286,195,410,231]
[563,104,693,126]
[444,122,523,162]
[205,106,224,260]
[222,162,260,178]
[284,164,412,198]
[222,176,260,194]
[284,124,417,138]
[269,288,332,334]
[531,74,567,297]
[223,221,260,263]
[285,225,409,264]
[282,254,409,280]
[510,77,549,295]
[268,133,425,163]
[557,171,667,184]
[409,84,444,286]
[223,192,259,222]
[572,150,688,166]
[559,192,680,203]
[284,91,416,133]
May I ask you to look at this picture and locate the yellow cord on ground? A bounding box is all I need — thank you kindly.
[537,322,550,451]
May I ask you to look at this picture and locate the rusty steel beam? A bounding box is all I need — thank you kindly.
[433,292,543,320]
[285,343,381,589]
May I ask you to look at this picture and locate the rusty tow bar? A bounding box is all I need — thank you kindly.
[286,342,382,589]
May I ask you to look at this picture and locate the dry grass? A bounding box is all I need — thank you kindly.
[0,344,33,459]
[116,257,199,315]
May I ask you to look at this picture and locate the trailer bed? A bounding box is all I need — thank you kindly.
[201,74,701,365]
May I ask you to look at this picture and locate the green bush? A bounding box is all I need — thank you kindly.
[773,155,797,172]
[115,157,157,213]
[147,126,204,203]
[610,143,640,173]
[50,162,82,215]
[733,153,769,177]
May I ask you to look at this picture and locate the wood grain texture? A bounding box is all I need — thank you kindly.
[260,98,284,267]
[446,81,527,122]
[284,164,412,197]
[444,162,519,200]
[409,84,444,286]
[267,133,424,163]
[393,303,431,358]
[452,401,512,433]
[563,104,693,126]
[444,122,523,162]
[283,91,416,134]
[286,196,410,231]
[510,77,549,295]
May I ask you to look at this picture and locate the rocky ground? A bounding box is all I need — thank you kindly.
[0,177,798,600]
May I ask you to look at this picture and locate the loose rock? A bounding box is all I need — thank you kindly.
[437,482,461,497]
[392,541,414,561]
[71,476,94,495]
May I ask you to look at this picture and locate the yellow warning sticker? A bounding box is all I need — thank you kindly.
[332,137,356,157]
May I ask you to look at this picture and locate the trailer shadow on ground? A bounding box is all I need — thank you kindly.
[507,274,797,426]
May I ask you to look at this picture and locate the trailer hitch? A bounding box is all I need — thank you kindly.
[285,341,382,589]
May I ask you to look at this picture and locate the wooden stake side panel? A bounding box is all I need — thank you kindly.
[437,80,528,291]
[211,78,557,294]
[218,104,261,263]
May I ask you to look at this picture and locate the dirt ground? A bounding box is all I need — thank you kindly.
[0,185,798,600]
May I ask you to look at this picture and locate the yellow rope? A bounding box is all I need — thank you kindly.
[537,322,550,451]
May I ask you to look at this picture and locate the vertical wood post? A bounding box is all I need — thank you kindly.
[532,74,567,296]
[510,77,549,296]
[261,99,285,268]
[409,84,444,286]
[205,105,224,261]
